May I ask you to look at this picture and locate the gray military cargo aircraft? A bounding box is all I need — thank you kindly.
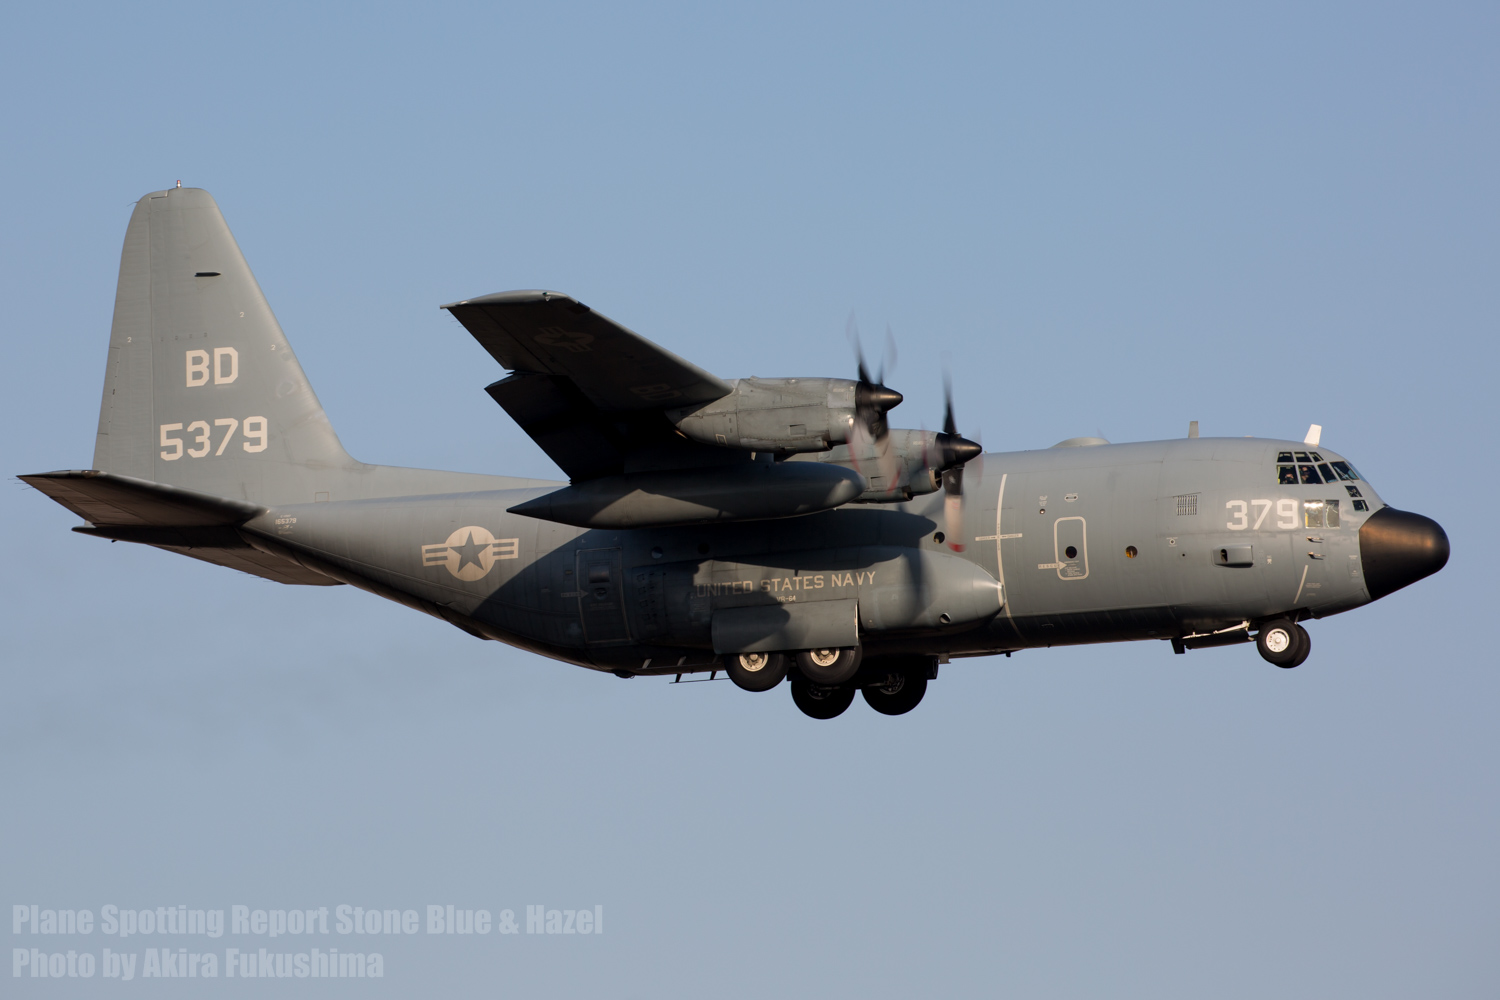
[22,188,1450,718]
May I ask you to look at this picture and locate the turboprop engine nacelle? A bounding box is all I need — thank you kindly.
[788,428,982,503]
[667,377,901,454]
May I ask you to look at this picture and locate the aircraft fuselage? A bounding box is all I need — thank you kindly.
[243,436,1416,674]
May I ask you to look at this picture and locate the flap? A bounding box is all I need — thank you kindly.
[444,291,732,413]
[711,599,859,654]
[20,470,263,526]
[484,372,626,481]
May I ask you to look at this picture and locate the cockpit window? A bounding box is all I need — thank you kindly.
[1304,499,1341,528]
[1276,457,1363,485]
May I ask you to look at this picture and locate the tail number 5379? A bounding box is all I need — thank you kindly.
[159,417,268,460]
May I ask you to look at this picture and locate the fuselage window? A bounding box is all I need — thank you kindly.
[1295,451,1312,462]
[1352,499,1369,512]
[1277,451,1294,463]
[1304,499,1341,528]
[1345,484,1363,498]
[1298,464,1322,484]
[1278,465,1298,485]
[1329,460,1361,481]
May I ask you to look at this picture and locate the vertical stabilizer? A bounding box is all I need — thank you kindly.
[94,187,355,504]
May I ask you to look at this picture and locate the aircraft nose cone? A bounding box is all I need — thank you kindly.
[856,384,904,412]
[1359,506,1449,600]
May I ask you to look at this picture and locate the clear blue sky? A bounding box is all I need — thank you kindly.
[3,2,1496,996]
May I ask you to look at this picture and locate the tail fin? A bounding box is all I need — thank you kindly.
[93,187,355,504]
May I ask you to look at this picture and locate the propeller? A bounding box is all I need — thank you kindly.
[933,368,982,552]
[846,314,903,489]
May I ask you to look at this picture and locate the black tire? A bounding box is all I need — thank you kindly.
[724,651,788,692]
[862,666,928,716]
[790,676,857,719]
[1256,619,1299,666]
[795,646,861,685]
[1286,624,1311,669]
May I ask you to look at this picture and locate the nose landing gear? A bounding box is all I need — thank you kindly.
[1256,619,1311,668]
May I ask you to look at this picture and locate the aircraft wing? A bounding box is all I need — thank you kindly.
[443,291,731,412]
[443,291,737,480]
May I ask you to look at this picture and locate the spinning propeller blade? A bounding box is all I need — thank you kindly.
[846,313,902,490]
[933,367,981,552]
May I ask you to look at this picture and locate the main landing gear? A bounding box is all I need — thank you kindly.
[796,647,861,685]
[724,651,789,692]
[723,646,863,696]
[1256,618,1311,668]
[789,674,858,719]
[860,663,928,716]
[720,649,934,718]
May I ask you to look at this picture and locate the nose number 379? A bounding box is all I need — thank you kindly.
[1225,499,1299,531]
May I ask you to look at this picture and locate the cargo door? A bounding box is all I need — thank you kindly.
[576,547,631,644]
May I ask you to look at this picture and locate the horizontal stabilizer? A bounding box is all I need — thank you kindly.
[21,470,336,586]
[72,524,338,586]
[20,470,261,526]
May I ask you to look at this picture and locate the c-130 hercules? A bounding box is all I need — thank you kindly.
[23,188,1450,718]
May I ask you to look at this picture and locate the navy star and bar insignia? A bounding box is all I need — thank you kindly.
[421,526,520,581]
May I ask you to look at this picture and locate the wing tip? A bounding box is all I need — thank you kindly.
[441,290,579,311]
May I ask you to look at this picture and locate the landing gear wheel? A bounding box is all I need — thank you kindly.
[790,676,857,719]
[1286,624,1311,669]
[795,647,861,685]
[862,666,928,716]
[724,652,787,692]
[1256,619,1300,667]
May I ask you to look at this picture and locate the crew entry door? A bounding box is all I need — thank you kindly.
[576,548,631,644]
[1054,517,1089,580]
